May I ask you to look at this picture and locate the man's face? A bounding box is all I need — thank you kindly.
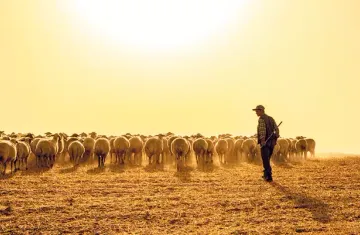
[255,109,263,117]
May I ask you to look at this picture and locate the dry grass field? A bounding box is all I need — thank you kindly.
[1,155,359,234]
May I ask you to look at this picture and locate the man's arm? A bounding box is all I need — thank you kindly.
[258,118,266,145]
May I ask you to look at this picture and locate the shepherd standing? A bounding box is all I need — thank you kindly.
[252,105,279,182]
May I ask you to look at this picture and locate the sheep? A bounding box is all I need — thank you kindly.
[171,137,190,171]
[113,136,130,165]
[35,134,60,168]
[225,138,235,163]
[68,141,85,166]
[89,132,97,139]
[234,139,244,162]
[161,137,171,164]
[205,139,215,164]
[305,138,316,158]
[295,139,308,160]
[277,138,290,162]
[184,137,194,165]
[128,136,143,166]
[30,137,41,161]
[109,137,116,163]
[82,137,95,163]
[271,143,280,159]
[241,139,257,162]
[0,141,17,174]
[192,138,208,168]
[57,134,65,161]
[288,138,297,159]
[1,136,10,141]
[15,140,31,171]
[94,137,110,168]
[144,137,163,165]
[167,135,179,156]
[215,139,228,164]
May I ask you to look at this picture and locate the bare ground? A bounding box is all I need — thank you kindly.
[0,156,359,234]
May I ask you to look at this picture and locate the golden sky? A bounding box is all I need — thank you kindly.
[1,0,359,153]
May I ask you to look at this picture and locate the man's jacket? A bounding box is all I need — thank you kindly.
[257,114,279,148]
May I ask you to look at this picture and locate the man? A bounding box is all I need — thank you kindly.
[252,105,279,182]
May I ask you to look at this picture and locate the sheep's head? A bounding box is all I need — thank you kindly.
[157,134,165,139]
[52,134,60,141]
[10,138,18,144]
[89,132,97,139]
[1,136,10,140]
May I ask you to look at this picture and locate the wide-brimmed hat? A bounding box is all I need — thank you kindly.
[252,105,265,111]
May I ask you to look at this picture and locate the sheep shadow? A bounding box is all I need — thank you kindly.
[108,164,126,173]
[86,167,106,175]
[18,166,52,176]
[0,172,16,180]
[270,182,331,223]
[197,163,218,173]
[59,165,79,174]
[174,170,191,182]
[143,164,165,173]
[272,160,294,169]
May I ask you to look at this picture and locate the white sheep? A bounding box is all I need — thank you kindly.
[109,137,116,163]
[68,140,85,166]
[305,138,316,158]
[271,143,280,159]
[15,139,31,171]
[215,139,228,164]
[295,139,308,160]
[94,137,110,168]
[144,137,163,165]
[35,134,60,168]
[277,138,290,162]
[0,140,17,174]
[113,136,130,165]
[205,139,215,164]
[234,139,244,162]
[128,136,143,166]
[161,137,171,165]
[225,138,235,163]
[171,137,190,171]
[82,137,95,163]
[241,139,257,162]
[192,138,208,168]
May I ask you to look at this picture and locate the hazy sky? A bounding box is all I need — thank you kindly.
[1,0,359,153]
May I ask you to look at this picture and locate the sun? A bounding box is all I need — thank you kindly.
[63,0,250,53]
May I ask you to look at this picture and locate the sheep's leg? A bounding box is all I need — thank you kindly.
[3,163,6,175]
[157,154,161,165]
[97,155,101,168]
[138,152,143,166]
[123,152,127,165]
[14,159,18,171]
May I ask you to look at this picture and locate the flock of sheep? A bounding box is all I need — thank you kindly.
[0,131,316,175]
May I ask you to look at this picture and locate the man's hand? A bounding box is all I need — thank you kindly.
[260,139,266,147]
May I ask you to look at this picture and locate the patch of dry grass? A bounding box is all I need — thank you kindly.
[0,156,359,234]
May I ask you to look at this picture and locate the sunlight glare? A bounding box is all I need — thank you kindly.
[65,0,250,52]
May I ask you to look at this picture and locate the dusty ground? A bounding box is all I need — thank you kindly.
[0,155,359,234]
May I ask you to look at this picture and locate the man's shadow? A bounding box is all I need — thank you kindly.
[270,182,331,223]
